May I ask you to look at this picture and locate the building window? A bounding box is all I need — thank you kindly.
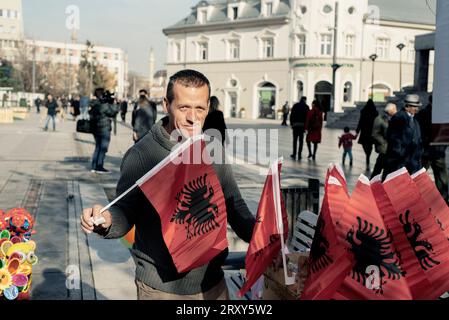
[300,6,307,14]
[262,38,274,58]
[56,48,62,55]
[115,53,119,60]
[0,10,3,17]
[198,9,208,24]
[174,42,182,62]
[348,6,355,14]
[199,42,208,61]
[343,82,352,103]
[323,4,333,14]
[297,34,306,56]
[376,38,390,59]
[265,2,273,16]
[320,34,332,56]
[297,81,304,100]
[229,6,239,20]
[103,53,108,60]
[345,35,355,57]
[408,41,415,62]
[229,40,240,60]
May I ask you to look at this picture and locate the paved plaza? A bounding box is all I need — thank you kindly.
[0,110,445,299]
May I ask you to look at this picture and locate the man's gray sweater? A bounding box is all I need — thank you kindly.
[103,117,256,295]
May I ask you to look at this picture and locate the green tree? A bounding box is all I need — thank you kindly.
[0,59,21,90]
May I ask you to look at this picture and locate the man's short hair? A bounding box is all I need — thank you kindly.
[139,89,148,95]
[384,103,397,113]
[94,88,105,99]
[344,127,350,133]
[166,69,211,105]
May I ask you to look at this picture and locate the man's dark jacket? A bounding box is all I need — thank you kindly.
[89,101,119,135]
[133,103,157,142]
[290,101,309,127]
[45,100,58,116]
[383,109,423,179]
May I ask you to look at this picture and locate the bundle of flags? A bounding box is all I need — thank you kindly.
[302,165,449,300]
[0,208,37,300]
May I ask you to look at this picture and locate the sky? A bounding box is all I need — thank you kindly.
[22,0,199,75]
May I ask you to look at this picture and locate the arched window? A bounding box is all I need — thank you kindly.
[297,81,304,100]
[343,82,352,103]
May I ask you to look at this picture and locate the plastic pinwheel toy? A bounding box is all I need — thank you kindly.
[0,208,37,300]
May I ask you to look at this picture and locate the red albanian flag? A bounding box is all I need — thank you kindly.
[412,168,449,239]
[301,175,353,300]
[326,163,348,196]
[382,168,449,299]
[333,175,412,300]
[138,135,228,273]
[238,159,289,297]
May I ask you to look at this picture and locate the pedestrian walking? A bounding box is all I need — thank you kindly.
[81,69,256,300]
[80,96,90,117]
[356,99,379,171]
[338,127,358,167]
[305,100,323,161]
[383,94,423,181]
[371,103,397,178]
[203,96,228,146]
[281,101,289,126]
[133,95,157,143]
[120,99,128,123]
[289,97,309,160]
[132,89,150,128]
[34,97,41,114]
[70,95,81,120]
[43,94,58,132]
[89,88,120,174]
[416,95,449,204]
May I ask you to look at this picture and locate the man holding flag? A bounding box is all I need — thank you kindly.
[80,70,256,300]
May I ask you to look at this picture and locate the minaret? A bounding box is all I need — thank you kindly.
[149,47,155,88]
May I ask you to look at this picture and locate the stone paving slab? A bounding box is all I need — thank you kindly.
[79,182,137,300]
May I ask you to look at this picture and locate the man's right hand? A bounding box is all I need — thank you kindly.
[81,205,112,234]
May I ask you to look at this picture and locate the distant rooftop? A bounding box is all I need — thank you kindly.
[164,0,436,31]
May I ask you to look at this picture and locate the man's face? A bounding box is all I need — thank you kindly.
[406,105,419,116]
[164,83,210,138]
[48,95,52,101]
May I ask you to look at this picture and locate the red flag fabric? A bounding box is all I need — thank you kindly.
[381,168,449,299]
[138,136,228,273]
[238,160,288,297]
[412,168,449,239]
[327,164,348,195]
[333,175,412,300]
[301,176,353,300]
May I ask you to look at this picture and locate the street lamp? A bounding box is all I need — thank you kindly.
[397,43,405,92]
[369,53,378,99]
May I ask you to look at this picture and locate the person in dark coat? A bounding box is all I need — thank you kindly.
[70,95,81,119]
[382,94,423,181]
[356,99,379,171]
[133,97,158,143]
[281,101,289,126]
[203,96,228,146]
[35,97,42,114]
[89,88,120,173]
[416,95,449,204]
[120,99,128,123]
[305,100,323,161]
[289,97,309,160]
[371,103,397,179]
[43,94,58,131]
[132,89,150,128]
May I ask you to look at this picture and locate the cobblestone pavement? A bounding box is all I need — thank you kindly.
[0,111,445,299]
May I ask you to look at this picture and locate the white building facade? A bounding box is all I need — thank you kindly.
[0,0,128,98]
[163,0,436,119]
[25,40,128,98]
